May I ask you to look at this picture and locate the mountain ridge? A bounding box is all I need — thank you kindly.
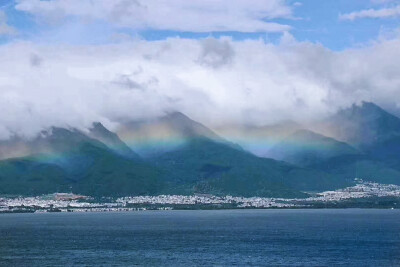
[1,102,400,197]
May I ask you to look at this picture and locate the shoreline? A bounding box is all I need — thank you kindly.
[1,204,399,214]
[2,180,400,213]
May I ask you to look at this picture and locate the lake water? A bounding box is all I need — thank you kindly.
[0,209,399,266]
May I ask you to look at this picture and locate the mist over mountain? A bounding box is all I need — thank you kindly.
[0,127,162,196]
[265,129,360,167]
[1,101,400,197]
[315,102,400,148]
[116,111,227,157]
[151,137,349,197]
[215,121,302,157]
[0,110,341,197]
[88,122,140,159]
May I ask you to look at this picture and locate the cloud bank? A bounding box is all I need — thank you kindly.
[1,33,400,139]
[15,0,292,32]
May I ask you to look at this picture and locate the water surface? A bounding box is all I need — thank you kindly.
[0,209,399,266]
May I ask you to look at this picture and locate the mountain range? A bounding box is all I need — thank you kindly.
[1,102,400,198]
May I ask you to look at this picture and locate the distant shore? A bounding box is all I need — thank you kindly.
[2,180,400,213]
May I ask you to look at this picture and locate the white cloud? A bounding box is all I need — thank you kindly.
[1,35,400,139]
[15,0,292,32]
[0,10,17,36]
[340,4,400,20]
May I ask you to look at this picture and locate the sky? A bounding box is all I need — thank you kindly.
[0,0,400,138]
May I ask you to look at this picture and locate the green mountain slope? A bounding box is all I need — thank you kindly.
[308,102,400,184]
[320,101,400,148]
[0,157,71,195]
[309,154,400,185]
[5,105,400,198]
[152,138,351,197]
[266,129,360,167]
[0,128,163,197]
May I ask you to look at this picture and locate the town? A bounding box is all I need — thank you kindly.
[1,179,400,213]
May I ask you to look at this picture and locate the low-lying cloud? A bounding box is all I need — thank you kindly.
[15,0,293,33]
[0,34,400,139]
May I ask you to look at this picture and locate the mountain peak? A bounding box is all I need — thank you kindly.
[89,122,140,159]
[337,101,398,122]
[162,111,199,127]
[340,101,387,118]
[164,111,189,120]
[361,101,378,107]
[323,101,400,147]
[116,111,233,157]
[358,101,382,111]
[89,122,113,137]
[159,111,221,140]
[91,121,105,129]
[291,129,325,141]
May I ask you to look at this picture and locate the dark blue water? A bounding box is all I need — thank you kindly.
[0,209,399,266]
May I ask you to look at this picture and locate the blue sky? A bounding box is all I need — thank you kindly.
[0,0,400,50]
[287,0,400,49]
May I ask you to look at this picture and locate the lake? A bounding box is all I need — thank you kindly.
[0,209,399,266]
